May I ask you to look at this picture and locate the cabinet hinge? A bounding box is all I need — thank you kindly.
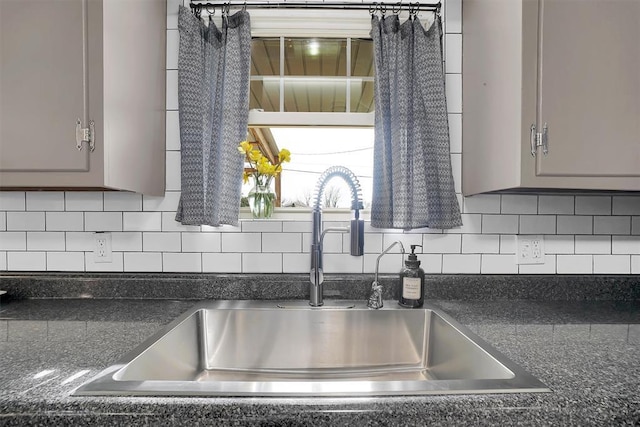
[76,119,95,152]
[530,123,549,157]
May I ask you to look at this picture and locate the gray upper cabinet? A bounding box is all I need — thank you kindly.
[462,0,640,196]
[0,0,166,196]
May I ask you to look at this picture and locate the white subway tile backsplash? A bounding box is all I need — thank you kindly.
[0,252,7,270]
[423,234,461,253]
[442,254,481,273]
[633,217,640,235]
[6,212,45,231]
[85,252,124,272]
[445,0,462,33]
[65,232,94,251]
[612,196,640,215]
[594,216,630,235]
[47,252,84,271]
[282,221,312,233]
[501,195,537,214]
[575,196,611,215]
[167,0,181,29]
[593,255,630,274]
[445,74,462,113]
[202,224,241,233]
[421,254,443,274]
[364,252,405,274]
[242,253,282,273]
[26,232,65,251]
[612,236,640,254]
[482,215,518,234]
[104,193,142,212]
[166,29,179,69]
[382,233,424,253]
[462,234,499,254]
[203,253,242,273]
[481,254,518,274]
[0,193,25,211]
[449,114,462,154]
[557,255,592,274]
[163,253,201,272]
[7,252,46,271]
[26,192,64,211]
[182,232,221,252]
[262,233,301,253]
[143,232,181,252]
[166,111,181,151]
[162,212,200,232]
[222,233,262,253]
[445,34,462,74]
[111,232,143,252]
[65,192,103,211]
[242,220,283,233]
[499,235,516,254]
[557,216,592,235]
[123,212,161,231]
[322,253,363,274]
[85,212,123,232]
[0,232,26,251]
[0,212,5,231]
[632,255,640,274]
[575,235,611,254]
[281,252,310,273]
[518,255,556,274]
[447,214,481,234]
[463,195,500,214]
[165,151,181,191]
[124,252,163,272]
[520,215,556,235]
[362,233,383,254]
[544,235,574,254]
[143,192,181,212]
[450,153,462,194]
[46,212,84,231]
[166,69,178,110]
[538,196,574,215]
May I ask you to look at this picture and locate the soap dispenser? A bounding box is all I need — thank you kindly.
[399,245,425,308]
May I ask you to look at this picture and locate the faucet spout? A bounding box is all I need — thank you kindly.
[309,166,365,307]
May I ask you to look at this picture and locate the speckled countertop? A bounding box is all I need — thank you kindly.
[0,274,639,425]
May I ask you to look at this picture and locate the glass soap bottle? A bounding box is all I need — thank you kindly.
[399,244,425,308]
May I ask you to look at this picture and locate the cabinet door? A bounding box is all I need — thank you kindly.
[0,0,89,172]
[535,0,640,178]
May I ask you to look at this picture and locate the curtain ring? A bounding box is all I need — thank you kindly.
[379,3,386,17]
[206,5,215,17]
[392,2,401,15]
[242,0,247,12]
[369,2,377,17]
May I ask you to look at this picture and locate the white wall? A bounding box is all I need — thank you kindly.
[0,0,639,275]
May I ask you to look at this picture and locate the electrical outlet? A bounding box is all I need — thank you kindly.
[516,235,545,265]
[94,232,112,263]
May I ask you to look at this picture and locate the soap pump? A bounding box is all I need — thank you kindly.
[399,244,425,308]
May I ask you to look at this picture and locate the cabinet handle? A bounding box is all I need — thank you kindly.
[530,124,537,157]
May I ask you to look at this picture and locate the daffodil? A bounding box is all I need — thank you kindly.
[238,140,252,154]
[278,148,291,163]
[242,171,250,184]
[248,149,262,162]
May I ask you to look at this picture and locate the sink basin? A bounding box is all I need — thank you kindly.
[74,300,549,397]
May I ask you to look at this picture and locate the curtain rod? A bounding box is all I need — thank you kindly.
[189,1,441,13]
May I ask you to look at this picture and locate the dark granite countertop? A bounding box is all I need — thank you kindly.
[0,295,639,426]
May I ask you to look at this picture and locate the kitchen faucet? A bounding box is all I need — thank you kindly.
[310,166,365,307]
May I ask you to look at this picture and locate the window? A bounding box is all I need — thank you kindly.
[244,11,375,208]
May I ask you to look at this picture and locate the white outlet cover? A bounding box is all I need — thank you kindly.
[94,232,113,263]
[516,235,545,265]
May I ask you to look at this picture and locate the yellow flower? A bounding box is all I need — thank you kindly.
[278,148,291,163]
[238,140,252,154]
[248,149,262,162]
[242,171,250,184]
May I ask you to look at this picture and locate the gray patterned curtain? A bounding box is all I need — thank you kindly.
[175,6,251,226]
[370,15,462,230]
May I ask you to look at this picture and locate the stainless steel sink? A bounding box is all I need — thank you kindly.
[74,300,549,397]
